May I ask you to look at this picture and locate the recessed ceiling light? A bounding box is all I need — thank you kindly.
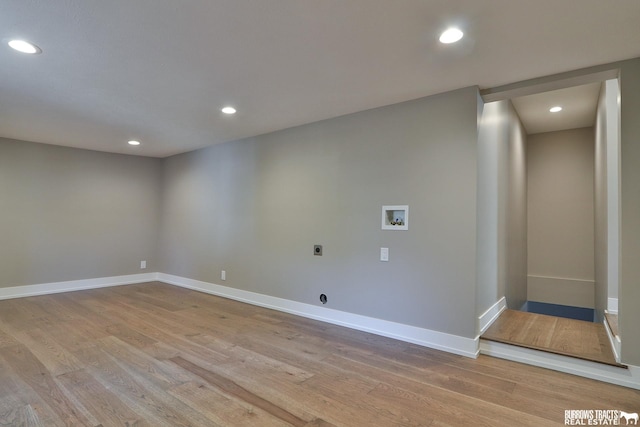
[8,39,41,54]
[128,140,141,146]
[221,106,237,115]
[549,106,563,113]
[439,28,464,44]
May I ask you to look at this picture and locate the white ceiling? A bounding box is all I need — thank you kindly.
[1,1,639,158]
[512,82,602,135]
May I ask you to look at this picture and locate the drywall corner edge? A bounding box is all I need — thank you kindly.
[157,273,479,358]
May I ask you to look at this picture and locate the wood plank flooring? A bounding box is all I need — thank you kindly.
[0,282,637,426]
[481,309,623,367]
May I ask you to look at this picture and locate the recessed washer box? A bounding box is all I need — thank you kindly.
[382,205,408,230]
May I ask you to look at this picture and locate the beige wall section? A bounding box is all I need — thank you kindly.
[527,127,595,307]
[160,87,480,339]
[527,276,594,308]
[0,138,162,287]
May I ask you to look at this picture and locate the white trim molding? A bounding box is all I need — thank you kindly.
[604,318,622,364]
[480,340,640,390]
[478,296,507,336]
[608,298,619,314]
[0,273,159,300]
[157,273,479,358]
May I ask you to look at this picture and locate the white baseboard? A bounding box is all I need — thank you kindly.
[603,318,622,364]
[480,340,640,390]
[478,296,506,335]
[608,298,618,314]
[157,273,479,358]
[0,272,159,300]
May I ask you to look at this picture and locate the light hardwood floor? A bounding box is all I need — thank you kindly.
[0,282,637,426]
[481,309,623,367]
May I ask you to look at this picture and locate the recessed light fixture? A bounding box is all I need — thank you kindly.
[8,39,42,54]
[221,106,237,115]
[128,140,141,146]
[549,106,563,113]
[439,28,464,44]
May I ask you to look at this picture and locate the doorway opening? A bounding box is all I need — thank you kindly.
[478,70,621,366]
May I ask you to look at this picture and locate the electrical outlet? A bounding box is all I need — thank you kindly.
[140,260,147,269]
[380,248,389,262]
[221,270,226,281]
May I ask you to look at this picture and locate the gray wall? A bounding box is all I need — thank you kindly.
[160,87,480,339]
[476,99,506,317]
[526,128,595,308]
[0,138,162,287]
[605,79,620,304]
[476,99,527,317]
[595,82,608,321]
[505,102,528,310]
[619,58,640,365]
[594,80,620,320]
